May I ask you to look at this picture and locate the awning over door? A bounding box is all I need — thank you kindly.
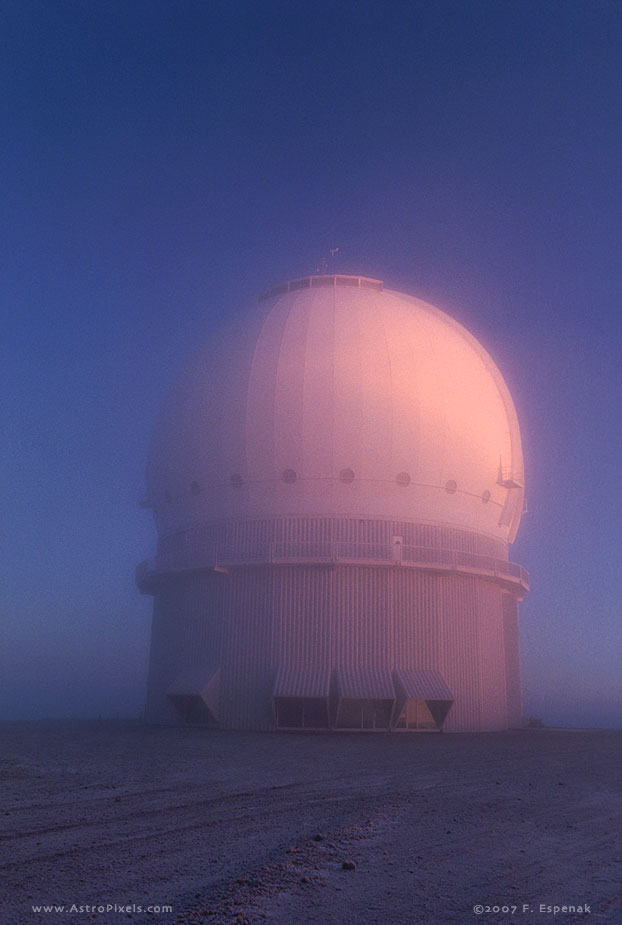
[272,665,331,729]
[167,667,220,724]
[392,667,453,701]
[273,664,331,699]
[392,668,454,730]
[333,665,395,701]
[333,666,395,730]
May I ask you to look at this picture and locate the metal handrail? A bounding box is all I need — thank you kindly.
[138,539,529,591]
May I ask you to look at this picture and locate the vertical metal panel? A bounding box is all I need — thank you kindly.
[476,581,508,730]
[334,665,395,699]
[145,571,225,724]
[393,667,454,700]
[146,517,524,732]
[273,664,331,697]
[502,592,523,726]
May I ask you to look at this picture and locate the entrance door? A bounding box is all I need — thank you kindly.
[275,697,330,729]
[394,699,439,730]
[336,698,392,730]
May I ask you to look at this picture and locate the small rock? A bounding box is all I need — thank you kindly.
[301,876,310,883]
[342,860,356,871]
[313,833,324,842]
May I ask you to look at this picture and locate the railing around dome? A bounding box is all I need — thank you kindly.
[136,540,529,594]
[259,275,383,301]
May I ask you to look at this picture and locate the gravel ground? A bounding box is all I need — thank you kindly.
[0,722,620,925]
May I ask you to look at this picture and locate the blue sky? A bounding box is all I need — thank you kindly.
[2,0,620,726]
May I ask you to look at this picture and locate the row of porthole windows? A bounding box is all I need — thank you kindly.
[163,475,493,504]
[281,470,462,491]
[277,471,490,502]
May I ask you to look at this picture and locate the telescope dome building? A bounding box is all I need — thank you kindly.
[138,275,528,732]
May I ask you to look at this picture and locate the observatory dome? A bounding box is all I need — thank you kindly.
[147,276,524,545]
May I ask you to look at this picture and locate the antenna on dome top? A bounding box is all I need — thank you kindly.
[316,247,339,275]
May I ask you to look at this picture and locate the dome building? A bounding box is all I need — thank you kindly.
[137,274,528,732]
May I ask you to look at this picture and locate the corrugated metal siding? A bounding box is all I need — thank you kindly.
[145,573,225,724]
[331,568,392,668]
[273,664,331,698]
[476,581,508,731]
[393,667,453,701]
[435,574,481,732]
[220,566,274,730]
[503,593,523,726]
[146,520,523,733]
[334,665,395,700]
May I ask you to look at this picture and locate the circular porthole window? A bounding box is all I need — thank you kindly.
[282,468,297,484]
[445,480,457,494]
[339,468,355,483]
[396,472,411,487]
[481,489,491,504]
[164,490,172,503]
[190,480,201,495]
[230,473,243,488]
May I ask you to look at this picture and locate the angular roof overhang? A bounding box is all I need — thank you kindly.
[392,668,454,729]
[273,665,331,699]
[167,667,220,719]
[392,667,454,702]
[334,665,395,701]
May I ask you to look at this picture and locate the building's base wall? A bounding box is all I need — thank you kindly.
[145,563,523,733]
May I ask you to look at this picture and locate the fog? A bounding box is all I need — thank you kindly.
[2,1,620,729]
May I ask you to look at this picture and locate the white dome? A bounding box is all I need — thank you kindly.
[147,276,524,544]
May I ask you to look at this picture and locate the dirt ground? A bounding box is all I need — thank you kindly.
[0,722,619,925]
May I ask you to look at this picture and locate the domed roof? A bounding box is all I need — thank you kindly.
[147,275,524,544]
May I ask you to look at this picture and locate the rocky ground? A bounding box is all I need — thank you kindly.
[0,722,620,925]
